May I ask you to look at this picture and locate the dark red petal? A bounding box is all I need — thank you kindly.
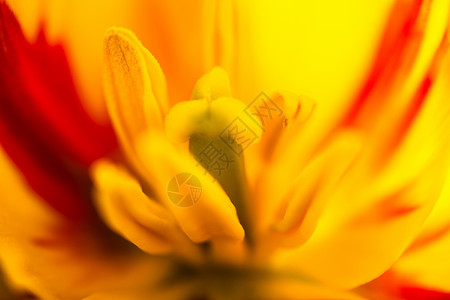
[0,2,117,220]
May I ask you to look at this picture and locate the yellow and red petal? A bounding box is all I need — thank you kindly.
[0,2,117,219]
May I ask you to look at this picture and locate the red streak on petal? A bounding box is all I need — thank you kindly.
[0,3,117,220]
[351,186,421,225]
[343,0,429,126]
[406,221,450,254]
[388,32,449,149]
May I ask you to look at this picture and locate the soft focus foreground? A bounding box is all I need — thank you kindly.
[1,0,450,299]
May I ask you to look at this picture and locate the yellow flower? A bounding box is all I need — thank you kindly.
[1,0,450,299]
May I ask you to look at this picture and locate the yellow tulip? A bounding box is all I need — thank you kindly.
[1,0,450,299]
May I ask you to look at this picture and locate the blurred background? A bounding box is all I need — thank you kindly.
[7,0,392,124]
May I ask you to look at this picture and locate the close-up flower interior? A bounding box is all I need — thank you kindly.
[1,0,450,299]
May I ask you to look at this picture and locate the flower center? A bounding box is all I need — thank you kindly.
[165,67,262,244]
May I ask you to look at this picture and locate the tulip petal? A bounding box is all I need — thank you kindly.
[0,2,117,220]
[264,1,450,289]
[391,225,450,293]
[342,0,431,126]
[365,49,450,295]
[274,119,450,289]
[271,42,450,284]
[271,131,362,248]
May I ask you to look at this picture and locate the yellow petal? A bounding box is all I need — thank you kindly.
[135,132,244,243]
[274,128,450,289]
[270,47,450,284]
[390,198,450,292]
[103,27,169,170]
[271,131,362,247]
[91,159,190,255]
[374,48,450,294]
